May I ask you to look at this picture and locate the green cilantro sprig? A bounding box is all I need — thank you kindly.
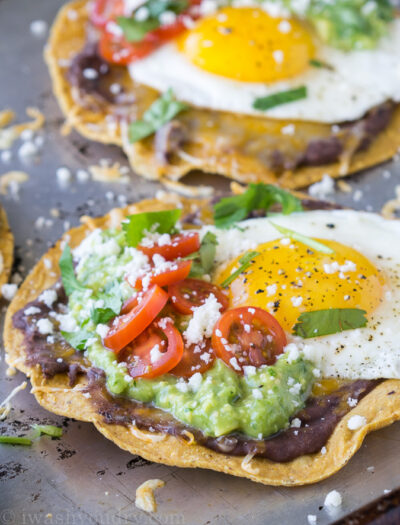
[213,184,303,229]
[123,208,182,247]
[129,89,188,143]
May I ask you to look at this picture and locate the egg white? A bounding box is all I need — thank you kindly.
[202,210,400,379]
[129,18,400,123]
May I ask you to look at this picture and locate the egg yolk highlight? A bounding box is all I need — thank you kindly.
[216,239,385,333]
[178,7,315,82]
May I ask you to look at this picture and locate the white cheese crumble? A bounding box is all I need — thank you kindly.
[56,313,77,332]
[308,174,335,199]
[96,324,110,339]
[188,372,203,392]
[56,167,72,187]
[267,284,277,296]
[39,289,57,308]
[37,318,54,335]
[321,446,327,455]
[290,418,301,428]
[183,294,222,345]
[307,515,317,525]
[324,490,342,508]
[24,306,41,316]
[347,397,358,407]
[291,296,303,307]
[30,20,48,38]
[229,357,241,371]
[1,283,18,301]
[252,389,263,400]
[150,344,163,364]
[347,414,367,430]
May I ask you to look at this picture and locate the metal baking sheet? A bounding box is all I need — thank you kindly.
[1,1,400,523]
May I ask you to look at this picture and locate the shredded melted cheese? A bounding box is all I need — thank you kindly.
[0,171,29,195]
[241,452,260,475]
[381,185,400,219]
[0,107,45,149]
[135,479,165,513]
[89,162,128,183]
[130,422,167,443]
[0,381,27,420]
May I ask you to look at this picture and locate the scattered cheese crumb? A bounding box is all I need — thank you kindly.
[324,490,342,508]
[347,414,367,430]
[30,20,48,38]
[37,318,54,335]
[183,294,222,345]
[56,167,72,187]
[135,479,165,513]
[39,289,57,308]
[1,283,18,301]
[307,515,317,525]
[308,174,335,199]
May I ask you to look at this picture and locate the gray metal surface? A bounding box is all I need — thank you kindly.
[1,1,400,524]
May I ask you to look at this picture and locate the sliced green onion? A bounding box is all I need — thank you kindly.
[253,86,307,111]
[309,59,334,71]
[0,436,32,446]
[221,251,260,288]
[31,424,63,438]
[269,222,334,254]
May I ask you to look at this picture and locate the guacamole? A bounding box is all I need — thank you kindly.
[65,227,315,439]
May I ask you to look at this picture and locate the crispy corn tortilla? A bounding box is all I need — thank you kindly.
[0,205,14,297]
[45,1,400,190]
[4,194,400,486]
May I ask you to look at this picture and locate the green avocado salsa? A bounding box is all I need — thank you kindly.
[63,219,315,440]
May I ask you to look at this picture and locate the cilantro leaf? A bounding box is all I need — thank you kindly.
[253,86,307,111]
[61,329,92,350]
[221,251,260,288]
[31,424,63,438]
[293,308,367,339]
[213,184,303,229]
[146,0,188,17]
[91,281,123,324]
[59,244,87,296]
[117,16,160,42]
[129,89,188,143]
[269,222,334,254]
[187,231,218,277]
[123,208,182,247]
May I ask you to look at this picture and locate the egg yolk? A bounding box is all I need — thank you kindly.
[216,239,385,333]
[178,7,315,82]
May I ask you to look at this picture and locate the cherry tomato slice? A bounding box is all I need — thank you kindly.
[212,307,287,373]
[99,31,159,65]
[91,0,124,28]
[131,260,192,290]
[104,285,168,353]
[138,232,200,261]
[168,278,229,315]
[122,318,184,379]
[170,339,215,378]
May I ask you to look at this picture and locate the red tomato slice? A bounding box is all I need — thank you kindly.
[130,259,192,290]
[138,232,200,260]
[104,285,168,353]
[168,278,229,315]
[212,307,287,373]
[99,31,159,65]
[170,339,215,378]
[91,0,124,28]
[122,318,184,379]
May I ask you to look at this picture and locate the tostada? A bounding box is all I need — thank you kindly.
[4,185,400,485]
[45,0,400,189]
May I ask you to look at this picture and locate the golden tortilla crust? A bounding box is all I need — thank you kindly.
[0,205,14,297]
[45,1,400,189]
[4,194,400,486]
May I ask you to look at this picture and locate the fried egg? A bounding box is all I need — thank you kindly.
[129,8,400,122]
[203,210,400,379]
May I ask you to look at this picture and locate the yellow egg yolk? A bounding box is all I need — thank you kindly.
[178,7,315,82]
[216,239,385,333]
